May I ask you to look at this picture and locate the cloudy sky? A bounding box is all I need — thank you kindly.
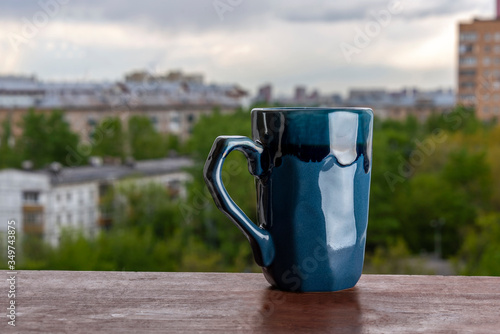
[0,0,495,96]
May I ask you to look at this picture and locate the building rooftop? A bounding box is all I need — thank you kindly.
[35,157,193,185]
[0,72,247,109]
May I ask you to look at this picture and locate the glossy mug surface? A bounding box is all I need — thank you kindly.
[204,107,373,292]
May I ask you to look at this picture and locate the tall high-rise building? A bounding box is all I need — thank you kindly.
[294,86,306,103]
[256,84,272,104]
[458,0,500,120]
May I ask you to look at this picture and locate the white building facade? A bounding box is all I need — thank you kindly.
[0,157,192,247]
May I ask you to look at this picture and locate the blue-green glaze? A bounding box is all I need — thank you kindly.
[203,107,373,292]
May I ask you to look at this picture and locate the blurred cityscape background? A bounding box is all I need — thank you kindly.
[0,1,499,275]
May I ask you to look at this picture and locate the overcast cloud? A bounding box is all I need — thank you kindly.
[0,0,495,95]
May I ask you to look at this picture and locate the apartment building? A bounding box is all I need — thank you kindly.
[0,157,192,246]
[458,2,500,120]
[0,71,247,141]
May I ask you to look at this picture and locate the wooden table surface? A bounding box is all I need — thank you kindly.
[2,271,500,333]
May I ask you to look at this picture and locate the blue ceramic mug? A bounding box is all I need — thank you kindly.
[204,107,373,292]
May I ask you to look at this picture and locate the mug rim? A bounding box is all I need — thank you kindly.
[252,107,373,114]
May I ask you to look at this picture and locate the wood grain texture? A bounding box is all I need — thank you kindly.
[2,271,500,333]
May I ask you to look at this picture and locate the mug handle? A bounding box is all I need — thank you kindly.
[203,136,275,267]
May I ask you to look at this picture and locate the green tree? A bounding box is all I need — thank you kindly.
[458,213,500,276]
[18,181,225,272]
[46,110,81,165]
[425,105,481,134]
[0,115,21,168]
[364,238,434,275]
[366,122,417,251]
[165,134,182,154]
[442,149,492,210]
[111,182,182,237]
[395,173,476,257]
[128,116,165,160]
[181,108,258,271]
[92,117,125,159]
[18,109,79,168]
[487,125,500,210]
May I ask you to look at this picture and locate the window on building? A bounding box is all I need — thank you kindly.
[460,82,475,89]
[56,193,61,202]
[485,33,492,41]
[87,118,97,137]
[460,94,476,102]
[88,210,95,223]
[56,215,61,225]
[459,32,478,42]
[459,44,474,54]
[495,45,500,54]
[66,213,72,224]
[169,112,181,133]
[459,57,477,66]
[459,69,476,76]
[483,106,490,114]
[478,80,490,92]
[485,45,492,53]
[150,116,159,131]
[23,191,40,204]
[495,107,500,114]
[483,57,491,66]
[495,32,500,41]
[24,212,43,225]
[66,192,72,201]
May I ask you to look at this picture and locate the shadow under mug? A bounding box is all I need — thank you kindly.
[204,107,373,292]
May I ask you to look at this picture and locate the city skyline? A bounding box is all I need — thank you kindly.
[0,0,495,95]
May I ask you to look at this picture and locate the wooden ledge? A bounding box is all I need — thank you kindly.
[2,271,500,333]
